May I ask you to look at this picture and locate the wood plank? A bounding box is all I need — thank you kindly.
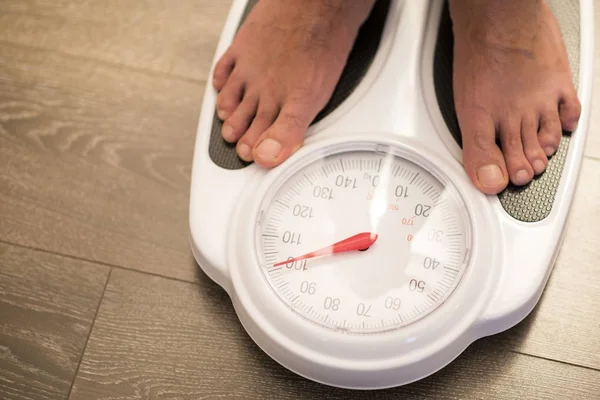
[491,157,600,369]
[585,0,600,159]
[0,43,202,282]
[69,268,600,399]
[0,242,110,400]
[0,0,231,82]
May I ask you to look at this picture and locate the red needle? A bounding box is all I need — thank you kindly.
[273,232,378,267]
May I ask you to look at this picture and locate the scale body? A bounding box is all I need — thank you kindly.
[189,0,595,389]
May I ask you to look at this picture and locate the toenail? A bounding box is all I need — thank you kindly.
[256,138,282,160]
[217,108,229,120]
[476,164,504,188]
[237,144,251,160]
[514,169,531,185]
[532,160,546,174]
[222,124,234,141]
[544,146,556,156]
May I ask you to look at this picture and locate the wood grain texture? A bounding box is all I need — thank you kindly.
[0,243,110,400]
[490,158,600,369]
[0,43,202,282]
[585,0,600,159]
[0,0,230,82]
[69,268,600,400]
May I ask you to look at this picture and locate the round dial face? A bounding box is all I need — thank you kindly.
[255,145,471,335]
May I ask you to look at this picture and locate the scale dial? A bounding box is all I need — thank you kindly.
[255,144,471,335]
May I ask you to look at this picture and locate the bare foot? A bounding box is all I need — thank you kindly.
[449,0,581,194]
[212,0,375,167]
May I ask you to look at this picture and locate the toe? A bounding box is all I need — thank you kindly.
[216,69,245,120]
[221,94,258,143]
[212,52,235,92]
[521,114,548,175]
[459,113,509,194]
[538,109,563,157]
[235,100,280,162]
[499,118,534,186]
[558,89,582,132]
[252,103,311,168]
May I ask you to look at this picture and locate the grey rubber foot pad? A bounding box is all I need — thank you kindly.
[434,0,580,222]
[208,0,391,170]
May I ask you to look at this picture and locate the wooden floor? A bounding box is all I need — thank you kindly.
[1,1,599,399]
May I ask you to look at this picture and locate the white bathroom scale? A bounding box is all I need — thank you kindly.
[188,0,595,390]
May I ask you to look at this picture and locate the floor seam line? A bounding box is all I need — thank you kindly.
[66,268,112,399]
[0,239,198,285]
[509,350,600,372]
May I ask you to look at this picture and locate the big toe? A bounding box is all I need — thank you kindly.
[252,104,311,168]
[460,114,510,194]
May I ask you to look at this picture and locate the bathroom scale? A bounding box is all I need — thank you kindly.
[188,0,595,390]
